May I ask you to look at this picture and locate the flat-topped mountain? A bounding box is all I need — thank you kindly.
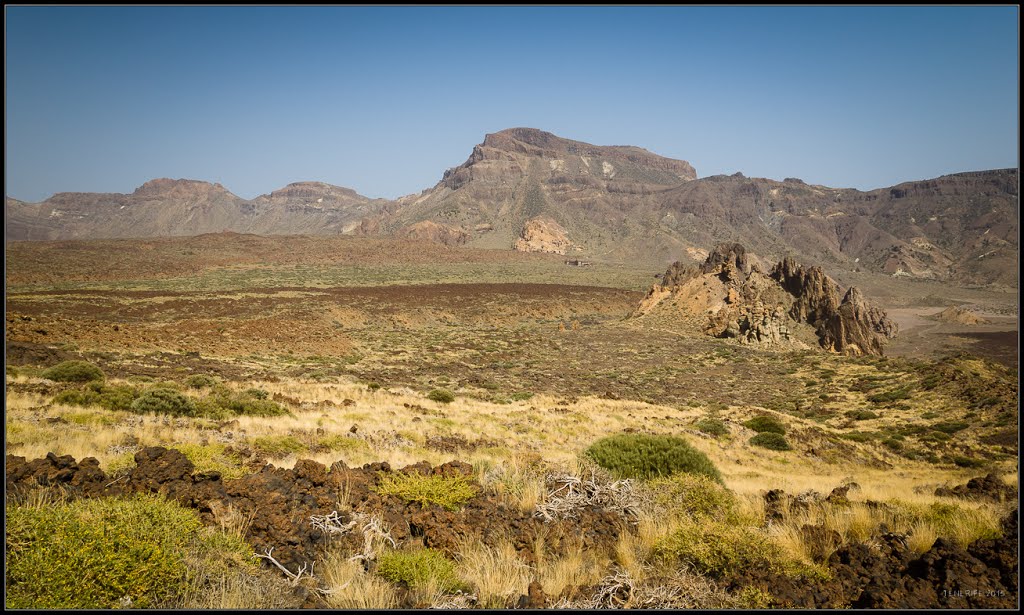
[5,179,388,240]
[369,127,699,257]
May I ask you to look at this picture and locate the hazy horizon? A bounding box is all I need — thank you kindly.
[6,5,1019,202]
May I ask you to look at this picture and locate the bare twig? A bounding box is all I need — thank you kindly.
[255,547,313,586]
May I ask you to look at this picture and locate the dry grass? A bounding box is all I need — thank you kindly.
[320,556,398,610]
[455,537,532,609]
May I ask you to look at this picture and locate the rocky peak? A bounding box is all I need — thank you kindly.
[820,287,898,355]
[642,244,897,356]
[699,242,758,280]
[770,257,843,325]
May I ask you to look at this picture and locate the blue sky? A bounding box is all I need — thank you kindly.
[5,6,1019,202]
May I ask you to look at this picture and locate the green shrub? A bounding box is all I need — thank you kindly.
[839,431,876,443]
[427,389,455,404]
[647,473,736,519]
[5,493,254,609]
[374,472,477,511]
[508,391,534,402]
[654,519,783,577]
[41,360,104,383]
[367,382,382,391]
[845,410,879,421]
[375,548,462,591]
[129,388,198,417]
[243,388,268,400]
[694,418,729,437]
[221,394,287,417]
[743,416,786,435]
[252,435,307,457]
[750,433,792,451]
[952,455,985,469]
[184,374,220,389]
[867,386,913,404]
[54,383,140,412]
[931,421,969,434]
[583,433,723,483]
[174,443,247,479]
[882,438,904,452]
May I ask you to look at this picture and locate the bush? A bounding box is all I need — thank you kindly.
[129,388,198,417]
[375,548,462,592]
[694,418,729,437]
[184,374,220,389]
[654,518,784,577]
[583,433,722,483]
[374,472,478,511]
[54,383,140,412]
[427,389,455,404]
[243,388,268,400]
[845,410,879,421]
[749,433,791,451]
[931,421,969,434]
[742,416,786,435]
[41,360,104,383]
[174,443,247,479]
[221,394,287,417]
[647,473,736,519]
[5,493,255,609]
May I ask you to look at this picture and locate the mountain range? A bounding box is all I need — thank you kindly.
[5,127,1018,286]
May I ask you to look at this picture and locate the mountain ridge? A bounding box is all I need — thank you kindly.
[5,129,1017,287]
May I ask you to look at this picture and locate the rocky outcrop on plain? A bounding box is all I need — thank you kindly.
[513,216,575,254]
[396,220,469,246]
[637,243,898,356]
[933,306,990,325]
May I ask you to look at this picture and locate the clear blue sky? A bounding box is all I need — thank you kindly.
[5,6,1019,202]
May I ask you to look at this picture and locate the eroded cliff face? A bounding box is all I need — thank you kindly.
[636,243,898,356]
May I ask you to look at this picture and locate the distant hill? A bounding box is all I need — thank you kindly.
[4,179,389,240]
[5,128,1017,286]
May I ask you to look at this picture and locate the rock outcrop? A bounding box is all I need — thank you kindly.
[513,216,575,254]
[933,306,990,325]
[636,243,898,356]
[397,220,469,246]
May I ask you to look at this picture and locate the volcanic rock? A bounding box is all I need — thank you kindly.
[636,243,897,355]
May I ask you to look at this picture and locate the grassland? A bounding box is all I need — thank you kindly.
[4,234,1019,609]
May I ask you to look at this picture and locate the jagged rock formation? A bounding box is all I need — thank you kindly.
[636,243,898,355]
